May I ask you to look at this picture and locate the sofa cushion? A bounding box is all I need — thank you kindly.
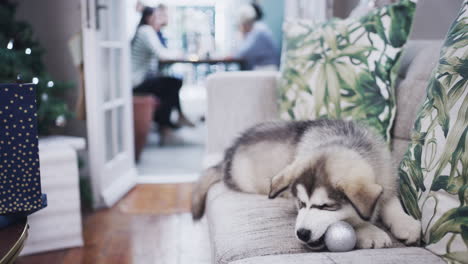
[278,1,416,142]
[206,183,302,264]
[230,248,445,264]
[392,40,443,141]
[410,0,464,40]
[392,138,411,164]
[206,183,404,264]
[398,1,468,261]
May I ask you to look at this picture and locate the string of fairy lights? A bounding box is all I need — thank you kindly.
[5,39,67,128]
[6,39,55,88]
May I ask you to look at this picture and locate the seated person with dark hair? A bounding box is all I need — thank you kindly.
[131,5,194,145]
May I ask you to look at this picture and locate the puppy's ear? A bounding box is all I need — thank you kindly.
[326,149,383,220]
[269,158,311,199]
[342,182,383,220]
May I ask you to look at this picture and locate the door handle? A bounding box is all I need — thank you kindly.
[95,1,108,30]
[85,0,91,28]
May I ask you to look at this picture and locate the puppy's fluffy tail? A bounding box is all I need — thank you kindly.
[191,164,223,220]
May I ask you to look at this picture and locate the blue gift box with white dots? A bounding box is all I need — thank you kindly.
[0,83,46,216]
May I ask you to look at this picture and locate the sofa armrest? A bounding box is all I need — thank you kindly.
[204,71,280,165]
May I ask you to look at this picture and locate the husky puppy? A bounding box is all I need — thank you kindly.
[192,119,421,250]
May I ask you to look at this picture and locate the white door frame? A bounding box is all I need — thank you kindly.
[81,0,137,208]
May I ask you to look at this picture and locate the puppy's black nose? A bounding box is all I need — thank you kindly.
[296,228,311,242]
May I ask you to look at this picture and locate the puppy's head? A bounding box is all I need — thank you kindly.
[270,148,383,249]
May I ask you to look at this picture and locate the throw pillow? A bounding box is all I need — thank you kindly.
[279,0,416,142]
[399,1,467,262]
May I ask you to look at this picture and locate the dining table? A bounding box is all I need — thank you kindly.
[159,57,245,70]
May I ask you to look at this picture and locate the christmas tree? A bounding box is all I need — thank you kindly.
[0,0,73,135]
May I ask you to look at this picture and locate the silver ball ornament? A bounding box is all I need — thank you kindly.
[325,221,356,252]
[55,115,67,127]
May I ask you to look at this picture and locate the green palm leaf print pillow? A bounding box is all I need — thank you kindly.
[399,1,468,262]
[279,0,416,142]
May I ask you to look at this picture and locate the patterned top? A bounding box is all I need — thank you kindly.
[131,25,173,88]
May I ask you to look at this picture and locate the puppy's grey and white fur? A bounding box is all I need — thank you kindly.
[192,120,421,250]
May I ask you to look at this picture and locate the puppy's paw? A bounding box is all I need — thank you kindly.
[390,215,421,245]
[356,224,392,249]
[269,172,290,199]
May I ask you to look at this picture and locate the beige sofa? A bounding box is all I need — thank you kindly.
[201,0,463,263]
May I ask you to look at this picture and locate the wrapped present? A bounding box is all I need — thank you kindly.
[0,194,47,228]
[0,83,47,218]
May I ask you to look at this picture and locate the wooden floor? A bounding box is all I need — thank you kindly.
[16,184,211,264]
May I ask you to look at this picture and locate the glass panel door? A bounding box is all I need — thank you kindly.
[81,0,136,207]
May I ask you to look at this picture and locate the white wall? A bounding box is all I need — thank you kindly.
[285,0,329,22]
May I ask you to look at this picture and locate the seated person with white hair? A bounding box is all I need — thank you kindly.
[231,3,280,71]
